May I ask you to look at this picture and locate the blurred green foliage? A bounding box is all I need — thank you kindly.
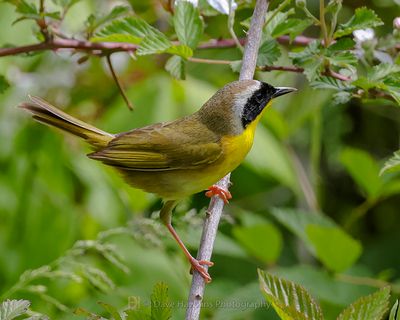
[0,0,400,319]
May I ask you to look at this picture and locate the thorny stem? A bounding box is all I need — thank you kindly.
[185,1,268,320]
[106,55,133,111]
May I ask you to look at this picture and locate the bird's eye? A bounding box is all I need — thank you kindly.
[255,92,264,102]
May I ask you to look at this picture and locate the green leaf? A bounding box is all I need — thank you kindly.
[98,302,122,320]
[165,44,193,59]
[229,60,242,73]
[334,7,383,38]
[4,0,37,14]
[87,6,130,34]
[173,1,203,49]
[337,287,390,320]
[271,208,335,243]
[80,265,115,292]
[389,300,399,320]
[257,39,281,66]
[258,269,324,320]
[380,150,400,175]
[310,76,354,91]
[306,225,362,272]
[165,55,186,80]
[232,223,282,264]
[340,148,383,198]
[289,41,324,81]
[262,9,295,37]
[0,75,10,94]
[137,34,171,56]
[0,299,31,320]
[94,17,166,44]
[333,91,352,104]
[271,18,313,42]
[126,309,151,320]
[271,208,362,271]
[326,51,357,69]
[151,282,171,320]
[328,38,355,52]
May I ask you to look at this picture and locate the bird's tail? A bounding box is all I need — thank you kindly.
[19,95,114,148]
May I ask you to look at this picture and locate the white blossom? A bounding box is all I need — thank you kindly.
[206,0,237,15]
[353,28,375,43]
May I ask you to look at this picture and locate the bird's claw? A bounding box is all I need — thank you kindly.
[189,258,213,283]
[205,185,232,204]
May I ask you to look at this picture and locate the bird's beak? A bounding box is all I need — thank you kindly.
[272,87,297,98]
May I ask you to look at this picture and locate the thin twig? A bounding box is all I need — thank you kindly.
[185,1,268,320]
[187,57,231,65]
[106,55,133,111]
[336,273,400,294]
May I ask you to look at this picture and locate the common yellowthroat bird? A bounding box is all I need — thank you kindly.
[20,80,295,282]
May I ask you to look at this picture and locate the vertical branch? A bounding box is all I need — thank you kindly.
[319,0,329,47]
[185,1,268,320]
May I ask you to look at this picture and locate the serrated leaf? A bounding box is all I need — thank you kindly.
[271,18,313,42]
[369,63,400,82]
[126,309,151,320]
[337,287,390,320]
[328,38,356,52]
[340,148,383,198]
[310,76,353,91]
[380,150,400,175]
[95,6,129,29]
[258,269,324,320]
[0,299,31,320]
[257,39,281,66]
[232,223,282,264]
[165,44,193,59]
[289,41,324,81]
[0,75,10,94]
[262,9,295,37]
[174,1,203,49]
[137,34,172,56]
[327,51,357,69]
[230,60,242,73]
[333,91,352,104]
[165,55,186,79]
[98,302,122,320]
[4,0,37,14]
[94,17,165,45]
[81,265,115,292]
[389,300,399,320]
[306,225,362,272]
[334,7,383,38]
[151,282,171,320]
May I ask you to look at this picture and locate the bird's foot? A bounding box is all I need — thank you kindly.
[189,258,214,283]
[205,185,232,204]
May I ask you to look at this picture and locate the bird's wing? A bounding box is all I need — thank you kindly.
[88,117,223,171]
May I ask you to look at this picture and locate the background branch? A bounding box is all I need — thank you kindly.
[106,55,133,111]
[184,1,268,319]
